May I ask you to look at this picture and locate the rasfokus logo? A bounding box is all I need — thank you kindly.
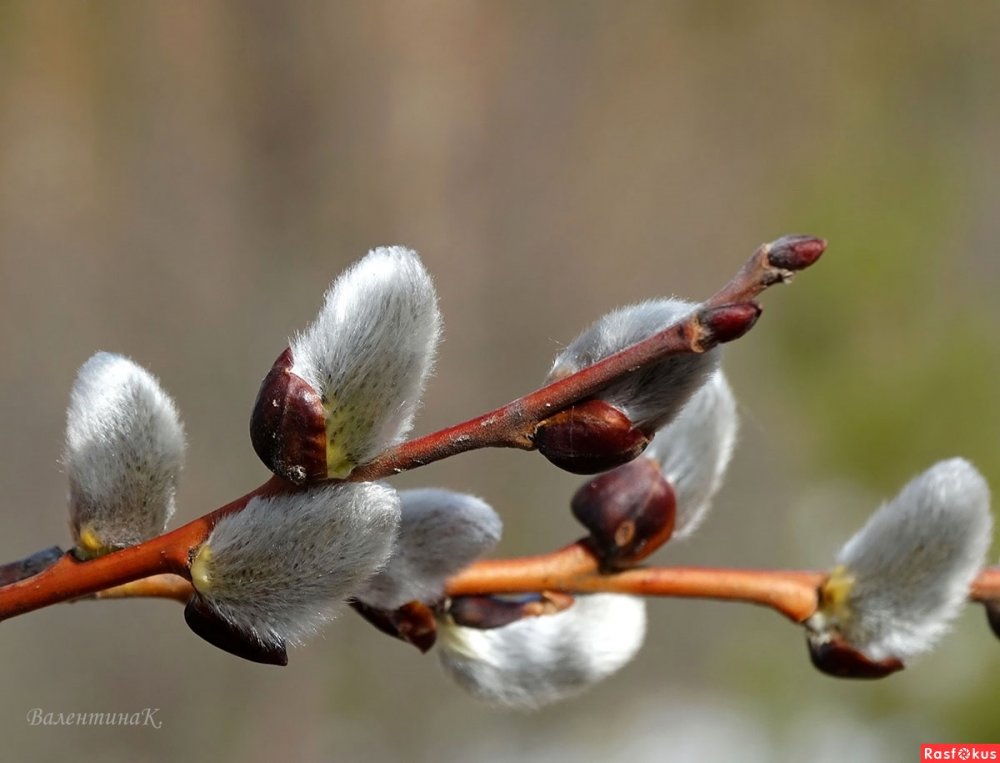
[922,745,1000,760]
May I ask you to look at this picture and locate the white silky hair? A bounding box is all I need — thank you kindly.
[290,246,441,470]
[820,458,993,662]
[64,352,185,552]
[546,299,720,432]
[645,370,738,539]
[358,488,503,611]
[193,482,400,648]
[437,594,646,710]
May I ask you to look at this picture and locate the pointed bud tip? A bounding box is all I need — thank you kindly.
[767,235,827,270]
[535,400,650,475]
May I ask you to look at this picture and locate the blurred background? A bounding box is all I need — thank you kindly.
[1,2,999,761]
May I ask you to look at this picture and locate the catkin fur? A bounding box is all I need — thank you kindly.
[359,489,503,610]
[64,352,185,554]
[194,482,401,647]
[817,458,992,662]
[645,370,738,538]
[290,246,441,470]
[438,594,646,709]
[547,299,719,432]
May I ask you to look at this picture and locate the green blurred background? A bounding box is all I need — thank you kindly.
[1,2,998,761]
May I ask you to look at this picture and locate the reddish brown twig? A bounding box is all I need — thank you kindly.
[351,235,824,479]
[89,549,1000,630]
[0,235,825,624]
[443,541,826,623]
[83,541,825,623]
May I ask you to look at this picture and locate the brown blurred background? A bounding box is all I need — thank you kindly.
[1,2,999,761]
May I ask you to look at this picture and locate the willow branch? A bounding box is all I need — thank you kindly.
[94,554,1000,630]
[0,235,825,623]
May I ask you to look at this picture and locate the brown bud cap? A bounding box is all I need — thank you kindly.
[696,302,762,349]
[449,592,576,630]
[250,347,327,484]
[349,600,438,653]
[766,234,827,271]
[807,635,904,680]
[184,596,288,666]
[534,399,650,475]
[0,546,63,585]
[571,457,676,569]
[984,600,1000,641]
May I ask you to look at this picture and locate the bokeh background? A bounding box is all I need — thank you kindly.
[2,2,999,761]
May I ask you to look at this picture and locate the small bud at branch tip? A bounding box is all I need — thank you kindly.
[766,235,827,271]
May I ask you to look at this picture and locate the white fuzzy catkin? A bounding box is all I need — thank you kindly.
[645,370,738,539]
[191,482,401,648]
[438,594,646,709]
[810,458,992,662]
[358,489,503,610]
[290,246,441,476]
[546,299,720,432]
[64,352,185,557]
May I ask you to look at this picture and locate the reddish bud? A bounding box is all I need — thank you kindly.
[249,347,327,484]
[571,457,676,569]
[807,635,904,680]
[350,600,438,653]
[766,235,827,271]
[534,399,650,475]
[697,303,762,347]
[449,592,576,630]
[184,596,289,666]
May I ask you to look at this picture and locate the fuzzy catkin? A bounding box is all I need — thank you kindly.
[813,458,992,662]
[192,482,401,647]
[645,369,738,538]
[64,352,185,556]
[438,594,646,709]
[358,489,503,610]
[547,299,719,432]
[290,246,441,475]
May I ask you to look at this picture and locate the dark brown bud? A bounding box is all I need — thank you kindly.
[983,600,1000,640]
[349,600,438,653]
[571,457,676,569]
[697,302,762,348]
[184,596,288,666]
[449,592,576,630]
[807,635,904,680]
[250,347,327,484]
[534,399,650,475]
[766,235,827,271]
